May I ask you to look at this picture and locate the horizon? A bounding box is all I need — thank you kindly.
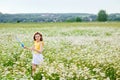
[1,12,120,15]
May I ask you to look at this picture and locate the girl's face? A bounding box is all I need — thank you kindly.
[35,34,41,42]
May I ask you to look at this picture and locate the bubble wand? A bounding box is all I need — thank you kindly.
[15,36,24,48]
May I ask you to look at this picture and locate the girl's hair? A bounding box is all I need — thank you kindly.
[33,32,43,41]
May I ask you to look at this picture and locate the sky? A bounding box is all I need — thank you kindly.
[0,0,120,14]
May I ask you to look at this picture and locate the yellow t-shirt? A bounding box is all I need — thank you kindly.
[34,41,44,53]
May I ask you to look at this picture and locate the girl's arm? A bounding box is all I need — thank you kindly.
[32,44,43,53]
[24,46,32,51]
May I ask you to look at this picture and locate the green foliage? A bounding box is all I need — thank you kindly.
[97,10,108,21]
[105,67,116,80]
[66,18,76,22]
[65,17,82,22]
[33,72,43,80]
[76,17,82,22]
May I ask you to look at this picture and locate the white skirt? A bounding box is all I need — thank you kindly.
[32,52,44,65]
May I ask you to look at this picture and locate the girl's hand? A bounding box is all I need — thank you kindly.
[31,47,35,51]
[24,46,27,49]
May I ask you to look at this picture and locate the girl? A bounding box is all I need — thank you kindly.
[24,32,44,76]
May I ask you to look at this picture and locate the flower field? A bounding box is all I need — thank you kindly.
[0,22,120,80]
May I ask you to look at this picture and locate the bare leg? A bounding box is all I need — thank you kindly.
[32,64,37,76]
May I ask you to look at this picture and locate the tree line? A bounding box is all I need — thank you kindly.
[0,10,120,23]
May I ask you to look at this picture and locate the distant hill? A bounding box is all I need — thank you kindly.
[0,13,120,23]
[108,13,120,21]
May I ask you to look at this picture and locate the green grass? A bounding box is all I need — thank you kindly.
[0,22,120,80]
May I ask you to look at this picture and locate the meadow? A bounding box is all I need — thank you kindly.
[0,22,120,80]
